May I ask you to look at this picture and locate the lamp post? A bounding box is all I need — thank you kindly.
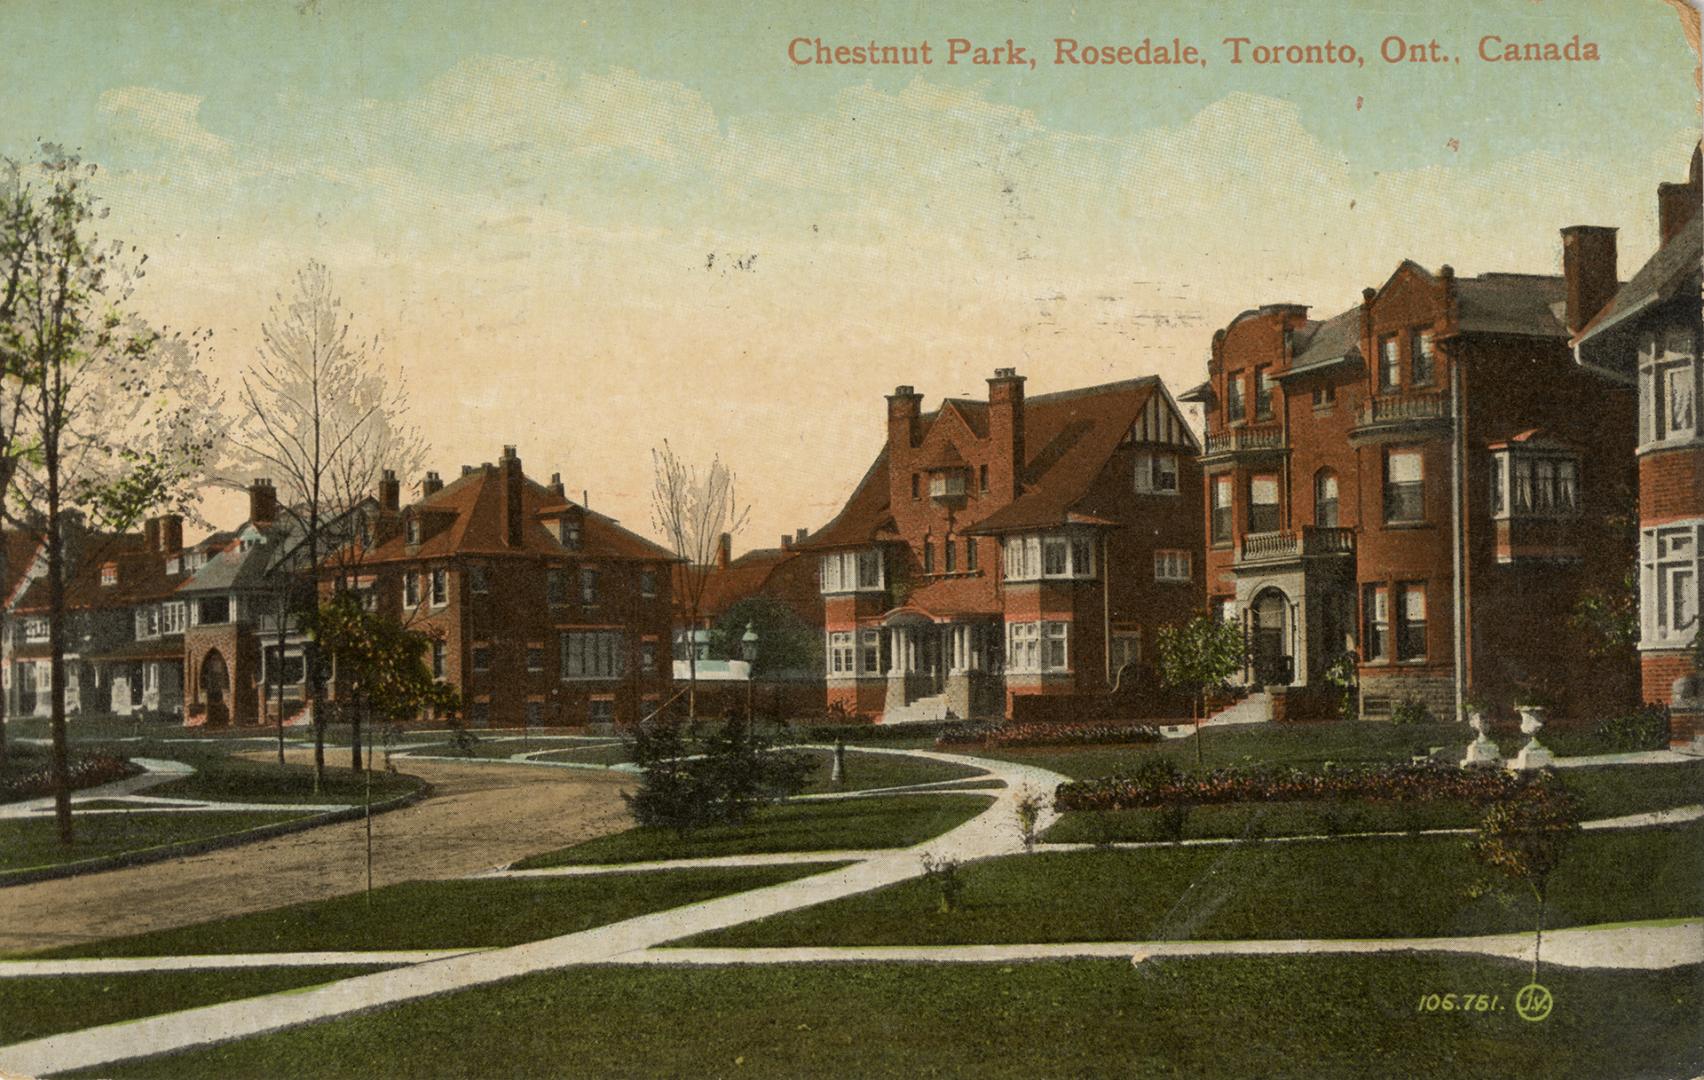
[741,622,759,721]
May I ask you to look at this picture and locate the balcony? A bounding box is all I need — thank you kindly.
[1353,390,1451,436]
[1236,526,1355,567]
[1202,424,1286,460]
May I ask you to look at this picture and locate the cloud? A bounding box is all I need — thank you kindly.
[98,86,229,155]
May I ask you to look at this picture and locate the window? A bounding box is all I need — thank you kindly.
[929,470,968,498]
[641,640,657,671]
[1644,330,1699,445]
[526,645,545,672]
[856,549,882,589]
[135,608,159,640]
[1006,621,1068,673]
[639,570,657,598]
[911,473,921,499]
[198,596,231,625]
[469,564,489,594]
[404,572,420,608]
[859,629,883,675]
[1492,451,1580,518]
[1133,451,1179,494]
[828,631,855,675]
[944,537,957,573]
[1110,633,1141,674]
[587,699,614,725]
[160,602,186,636]
[821,550,884,594]
[1249,475,1280,534]
[1643,523,1701,644]
[1379,335,1400,390]
[965,538,978,572]
[263,647,306,689]
[100,564,117,587]
[1042,536,1068,576]
[406,518,422,545]
[525,701,542,727]
[560,630,626,678]
[1211,476,1234,544]
[1364,584,1390,661]
[1312,383,1336,408]
[1384,449,1424,524]
[978,465,988,492]
[1254,365,1274,419]
[580,568,600,605]
[432,641,446,678]
[1154,550,1191,582]
[1225,373,1246,422]
[1310,470,1340,528]
[922,540,935,574]
[1003,534,1094,580]
[471,645,492,672]
[1410,329,1435,386]
[1070,535,1095,577]
[430,569,448,606]
[1397,583,1427,661]
[559,518,582,550]
[1043,622,1069,670]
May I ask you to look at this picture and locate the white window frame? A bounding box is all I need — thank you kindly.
[858,629,883,675]
[1133,450,1180,495]
[1154,549,1192,583]
[1642,521,1702,648]
[1489,449,1581,520]
[1640,329,1700,450]
[560,630,627,679]
[828,631,855,676]
[1003,532,1096,581]
[820,549,886,595]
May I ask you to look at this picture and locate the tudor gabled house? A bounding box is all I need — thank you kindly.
[1183,227,1640,723]
[354,446,677,728]
[1574,145,1702,743]
[800,368,1202,723]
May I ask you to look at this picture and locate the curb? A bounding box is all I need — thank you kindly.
[0,777,434,890]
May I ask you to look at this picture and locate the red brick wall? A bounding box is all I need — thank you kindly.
[1643,648,1700,706]
[1640,446,1704,526]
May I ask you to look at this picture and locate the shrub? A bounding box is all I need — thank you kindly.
[0,752,140,804]
[805,720,953,743]
[1391,696,1431,726]
[1014,786,1046,852]
[623,712,812,836]
[1589,706,1670,753]
[1322,652,1359,721]
[920,852,964,913]
[1055,760,1520,814]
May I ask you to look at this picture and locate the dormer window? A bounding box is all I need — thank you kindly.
[558,515,582,550]
[100,563,117,587]
[406,517,422,545]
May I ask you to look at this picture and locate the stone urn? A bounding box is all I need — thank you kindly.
[1461,711,1501,768]
[1510,704,1554,770]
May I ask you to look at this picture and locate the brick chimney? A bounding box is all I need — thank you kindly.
[499,445,524,548]
[1561,226,1618,334]
[716,531,732,569]
[158,514,183,556]
[378,469,400,513]
[987,368,1026,500]
[143,516,161,553]
[421,471,443,498]
[249,478,278,528]
[1657,144,1702,245]
[795,527,808,545]
[547,471,567,500]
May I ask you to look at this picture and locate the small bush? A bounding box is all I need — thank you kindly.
[624,712,813,836]
[1391,697,1431,726]
[1014,786,1046,852]
[1590,707,1670,753]
[920,852,964,913]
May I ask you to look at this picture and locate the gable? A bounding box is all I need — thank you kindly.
[1125,381,1201,452]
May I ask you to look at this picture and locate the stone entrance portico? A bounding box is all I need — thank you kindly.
[882,612,1000,723]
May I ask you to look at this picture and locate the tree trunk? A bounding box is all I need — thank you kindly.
[350,697,363,772]
[274,594,288,766]
[45,437,72,845]
[687,611,699,722]
[1532,886,1546,983]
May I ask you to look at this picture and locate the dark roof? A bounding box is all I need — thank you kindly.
[1454,273,1570,338]
[90,637,185,662]
[360,465,674,565]
[673,547,799,621]
[1177,380,1213,404]
[14,533,187,613]
[1,531,43,607]
[180,522,298,594]
[797,448,895,550]
[1575,214,1703,351]
[1287,306,1363,374]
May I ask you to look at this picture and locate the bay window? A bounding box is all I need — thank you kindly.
[1003,532,1096,581]
[1642,523,1701,646]
[1489,450,1580,519]
[1006,621,1070,673]
[1641,329,1699,446]
[820,549,885,594]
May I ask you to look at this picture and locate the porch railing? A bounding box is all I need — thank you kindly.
[1237,526,1355,565]
[1356,390,1450,427]
[1204,424,1286,456]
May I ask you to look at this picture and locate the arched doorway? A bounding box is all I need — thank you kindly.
[1251,588,1292,686]
[201,650,230,727]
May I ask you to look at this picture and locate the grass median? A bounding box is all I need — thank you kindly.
[513,794,993,868]
[26,863,850,959]
[0,810,315,875]
[683,823,1704,948]
[80,955,1704,1080]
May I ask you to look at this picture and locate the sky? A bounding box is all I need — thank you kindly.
[2,0,1698,552]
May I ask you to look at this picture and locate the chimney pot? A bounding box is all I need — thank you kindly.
[1361,287,1377,304]
[795,527,807,544]
[422,470,444,497]
[378,469,401,513]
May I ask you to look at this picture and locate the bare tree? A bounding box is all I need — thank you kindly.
[651,440,748,720]
[0,148,221,844]
[226,261,423,787]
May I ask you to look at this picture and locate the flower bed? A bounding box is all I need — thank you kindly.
[937,721,1163,749]
[1054,761,1522,813]
[0,752,141,804]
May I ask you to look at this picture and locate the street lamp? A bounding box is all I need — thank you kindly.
[741,622,759,720]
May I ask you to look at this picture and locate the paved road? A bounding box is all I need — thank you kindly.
[0,753,630,954]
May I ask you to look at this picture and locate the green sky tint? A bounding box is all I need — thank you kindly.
[0,0,1696,544]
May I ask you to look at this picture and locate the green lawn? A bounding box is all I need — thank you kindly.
[974,720,1472,780]
[26,863,848,959]
[0,810,315,874]
[684,824,1704,948]
[82,956,1704,1080]
[795,749,985,793]
[1043,761,1704,844]
[124,742,425,805]
[515,794,993,868]
[524,742,635,766]
[0,966,389,1046]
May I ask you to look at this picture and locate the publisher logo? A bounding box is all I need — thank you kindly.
[1515,983,1553,1022]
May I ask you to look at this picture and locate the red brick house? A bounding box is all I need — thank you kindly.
[671,530,824,657]
[801,368,1202,722]
[354,446,676,728]
[1184,230,1639,722]
[1574,145,1702,741]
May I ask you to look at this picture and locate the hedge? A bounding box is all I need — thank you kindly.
[1054,762,1523,813]
[936,721,1163,749]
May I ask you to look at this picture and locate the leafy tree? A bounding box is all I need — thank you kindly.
[1470,775,1583,981]
[1156,615,1247,765]
[0,148,220,844]
[650,440,748,719]
[623,711,811,836]
[317,591,459,741]
[708,594,821,676]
